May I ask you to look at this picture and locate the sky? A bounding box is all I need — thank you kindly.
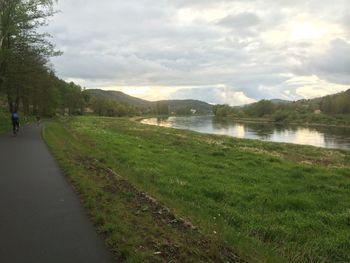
[47,0,350,105]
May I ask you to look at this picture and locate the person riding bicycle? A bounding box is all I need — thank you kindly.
[11,111,20,135]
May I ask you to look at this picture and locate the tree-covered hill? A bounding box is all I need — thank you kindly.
[157,99,213,115]
[86,89,151,108]
[270,99,290,105]
[214,89,350,125]
[85,89,213,115]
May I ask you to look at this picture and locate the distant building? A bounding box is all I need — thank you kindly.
[190,109,197,114]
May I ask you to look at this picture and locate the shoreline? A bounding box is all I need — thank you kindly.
[137,115,350,129]
[136,116,350,151]
[219,117,350,128]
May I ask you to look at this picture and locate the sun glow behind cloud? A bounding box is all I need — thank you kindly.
[48,0,350,105]
[290,22,327,41]
[262,16,342,46]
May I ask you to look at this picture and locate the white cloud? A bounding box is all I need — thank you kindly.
[287,75,350,99]
[170,85,256,106]
[47,0,350,103]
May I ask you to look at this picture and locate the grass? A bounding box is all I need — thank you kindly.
[0,104,39,134]
[44,116,350,262]
[0,107,10,133]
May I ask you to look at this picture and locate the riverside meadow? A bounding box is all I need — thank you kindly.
[43,116,350,263]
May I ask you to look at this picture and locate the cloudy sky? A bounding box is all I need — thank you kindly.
[47,0,350,105]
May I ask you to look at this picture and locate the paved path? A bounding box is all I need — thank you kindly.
[0,124,115,263]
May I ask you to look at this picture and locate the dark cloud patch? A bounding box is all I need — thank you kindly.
[295,39,350,85]
[217,12,261,28]
[314,39,350,75]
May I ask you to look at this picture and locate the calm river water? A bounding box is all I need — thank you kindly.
[141,116,350,151]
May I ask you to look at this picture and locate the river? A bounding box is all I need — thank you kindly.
[141,116,350,151]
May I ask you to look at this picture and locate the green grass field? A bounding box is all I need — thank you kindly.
[44,116,350,262]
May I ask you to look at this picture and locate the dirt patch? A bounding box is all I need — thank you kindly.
[239,147,282,159]
[78,156,244,262]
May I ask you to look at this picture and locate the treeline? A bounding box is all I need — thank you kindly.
[1,0,53,114]
[320,90,350,114]
[87,98,171,117]
[0,0,136,118]
[0,1,206,119]
[88,97,139,117]
[87,99,205,117]
[0,0,88,116]
[214,89,350,124]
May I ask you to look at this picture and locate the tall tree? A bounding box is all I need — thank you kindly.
[0,0,57,112]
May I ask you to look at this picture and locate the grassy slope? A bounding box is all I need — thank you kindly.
[43,118,243,263]
[44,116,350,263]
[0,109,37,134]
[0,107,10,133]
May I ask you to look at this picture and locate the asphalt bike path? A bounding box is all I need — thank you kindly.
[0,124,115,263]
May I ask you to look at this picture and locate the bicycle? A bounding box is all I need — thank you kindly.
[12,121,19,136]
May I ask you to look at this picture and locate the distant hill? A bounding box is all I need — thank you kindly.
[158,99,213,114]
[270,99,290,105]
[214,88,350,124]
[294,88,350,115]
[85,89,213,114]
[271,89,350,109]
[86,89,151,108]
[239,89,349,109]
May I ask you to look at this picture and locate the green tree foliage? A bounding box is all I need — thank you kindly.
[0,0,64,115]
[58,81,86,115]
[320,90,350,114]
[273,110,289,122]
[244,100,275,117]
[89,97,136,117]
[213,90,350,124]
[213,104,233,117]
[154,101,169,115]
[175,106,191,116]
[0,0,89,117]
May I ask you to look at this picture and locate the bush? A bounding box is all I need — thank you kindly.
[274,111,289,122]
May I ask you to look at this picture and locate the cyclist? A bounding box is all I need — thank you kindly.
[11,111,20,135]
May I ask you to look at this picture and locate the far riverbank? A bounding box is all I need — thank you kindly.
[217,116,350,128]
